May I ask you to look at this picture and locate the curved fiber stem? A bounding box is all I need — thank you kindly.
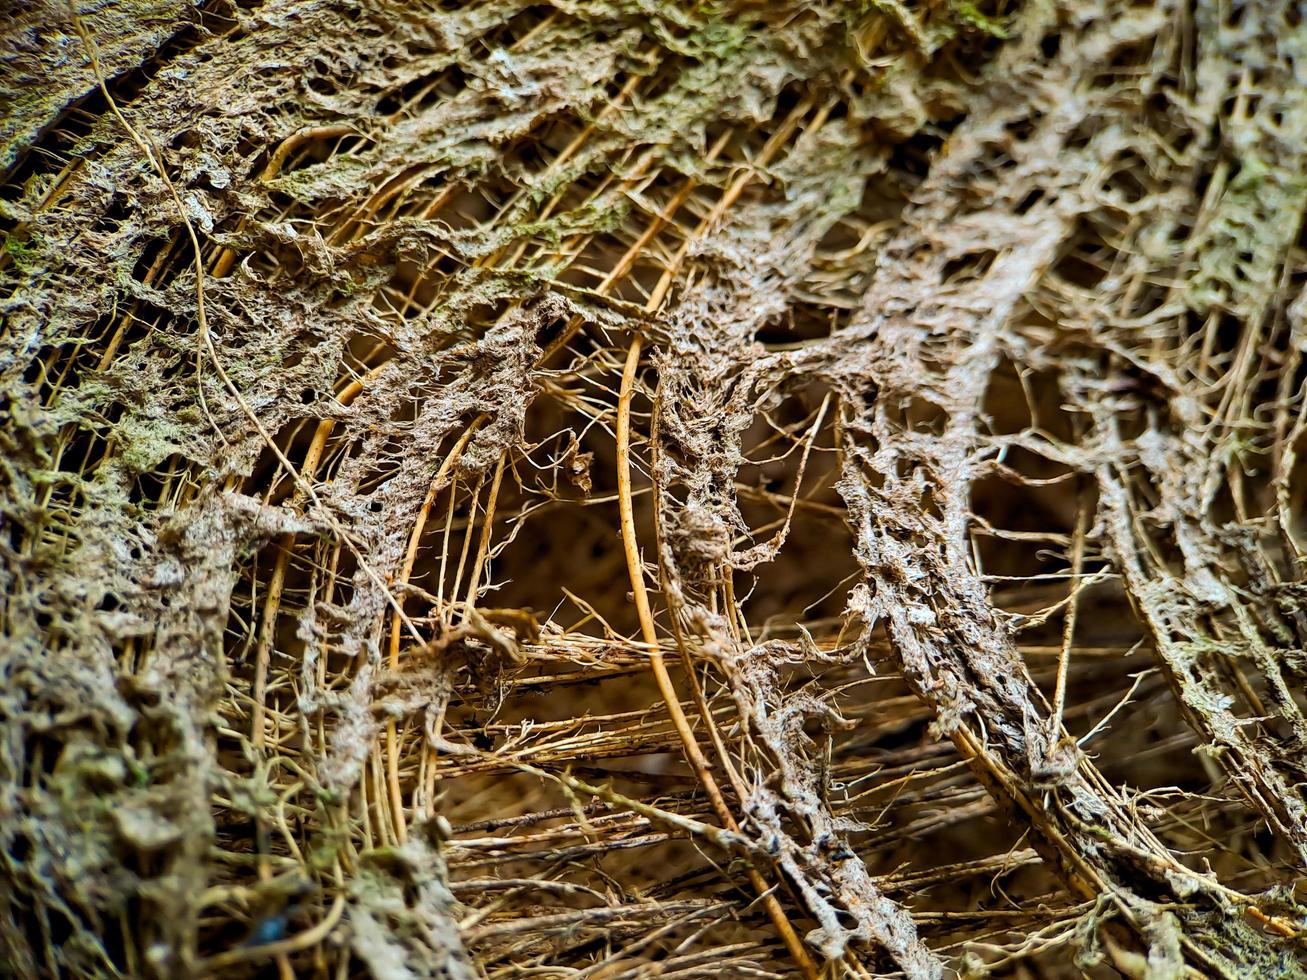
[616,334,819,980]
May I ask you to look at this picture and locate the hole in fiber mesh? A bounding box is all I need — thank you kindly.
[1005,116,1037,143]
[274,133,360,181]
[131,454,188,511]
[304,60,337,98]
[129,236,174,285]
[767,81,806,127]
[1015,189,1045,215]
[1090,40,1152,90]
[441,389,642,639]
[882,391,948,437]
[440,179,517,233]
[22,733,65,786]
[478,4,556,51]
[1052,228,1112,289]
[340,331,397,377]
[375,64,469,117]
[989,355,1076,443]
[733,385,857,640]
[969,448,1079,583]
[639,57,691,104]
[245,417,318,503]
[1104,150,1151,204]
[812,170,901,255]
[754,302,837,346]
[981,356,1036,436]
[1182,310,1245,369]
[886,129,947,182]
[464,297,514,334]
[384,250,463,315]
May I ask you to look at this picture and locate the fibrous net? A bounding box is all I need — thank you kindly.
[2,1,1307,977]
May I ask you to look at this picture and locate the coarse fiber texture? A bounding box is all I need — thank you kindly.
[2,1,1307,977]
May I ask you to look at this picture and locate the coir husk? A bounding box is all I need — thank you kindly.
[2,1,1307,977]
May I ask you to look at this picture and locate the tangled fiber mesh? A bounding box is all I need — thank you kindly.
[4,0,1307,977]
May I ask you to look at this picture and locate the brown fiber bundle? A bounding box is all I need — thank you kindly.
[2,1,1307,977]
